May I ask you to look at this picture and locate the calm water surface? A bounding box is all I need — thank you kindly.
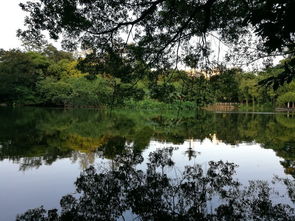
[0,107,295,220]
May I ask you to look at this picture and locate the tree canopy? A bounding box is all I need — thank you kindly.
[18,0,295,69]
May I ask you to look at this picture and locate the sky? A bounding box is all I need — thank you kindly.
[0,1,25,50]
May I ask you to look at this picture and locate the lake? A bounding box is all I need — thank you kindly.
[0,107,295,220]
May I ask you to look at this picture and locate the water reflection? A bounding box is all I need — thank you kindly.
[17,148,295,220]
[0,108,295,172]
[1,108,295,220]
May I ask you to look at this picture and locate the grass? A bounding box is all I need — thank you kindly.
[122,99,199,110]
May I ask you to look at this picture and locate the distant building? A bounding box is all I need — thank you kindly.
[185,68,221,79]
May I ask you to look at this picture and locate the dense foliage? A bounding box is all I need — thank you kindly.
[0,46,295,109]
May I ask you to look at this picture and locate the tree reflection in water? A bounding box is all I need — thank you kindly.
[17,148,295,221]
[2,108,295,175]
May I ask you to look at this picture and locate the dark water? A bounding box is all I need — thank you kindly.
[1,107,295,220]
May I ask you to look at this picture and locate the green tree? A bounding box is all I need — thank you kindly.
[42,44,74,62]
[210,69,240,102]
[47,60,83,79]
[183,76,215,106]
[37,76,114,107]
[0,50,50,104]
[259,56,295,90]
[239,74,259,106]
[277,92,295,108]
